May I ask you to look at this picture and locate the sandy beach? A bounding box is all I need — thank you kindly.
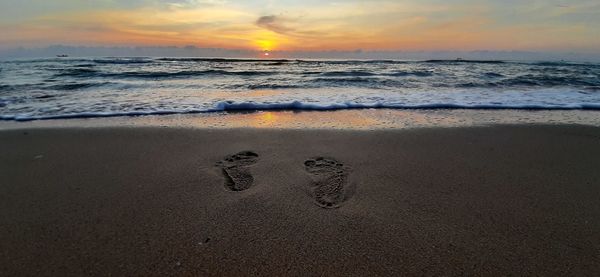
[3,0,600,275]
[1,123,599,275]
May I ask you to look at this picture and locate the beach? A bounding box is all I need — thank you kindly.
[3,0,600,275]
[1,117,599,275]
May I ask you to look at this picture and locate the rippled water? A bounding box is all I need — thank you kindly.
[1,57,599,121]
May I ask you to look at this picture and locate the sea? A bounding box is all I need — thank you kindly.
[0,57,599,121]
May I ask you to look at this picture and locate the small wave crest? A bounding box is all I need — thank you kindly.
[425,60,505,64]
[319,70,376,77]
[310,77,406,89]
[55,68,100,78]
[213,101,600,112]
[46,82,114,90]
[93,58,154,64]
[245,83,307,90]
[5,100,600,122]
[109,70,275,79]
[387,70,434,77]
[55,69,277,79]
[157,58,292,63]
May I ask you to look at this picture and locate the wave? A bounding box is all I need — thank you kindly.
[498,75,598,87]
[387,70,434,77]
[214,101,600,111]
[483,72,504,78]
[1,81,119,92]
[3,57,600,122]
[245,83,307,90]
[46,82,114,90]
[425,60,505,64]
[585,86,600,91]
[40,68,600,90]
[309,60,409,65]
[109,70,276,78]
[3,58,91,64]
[7,58,600,68]
[157,58,292,63]
[529,61,600,67]
[262,62,288,66]
[4,101,600,121]
[93,58,153,64]
[0,110,199,121]
[55,69,277,79]
[0,82,117,92]
[34,94,55,99]
[319,70,376,77]
[157,58,412,65]
[309,77,407,89]
[426,75,599,88]
[55,68,100,77]
[74,63,97,68]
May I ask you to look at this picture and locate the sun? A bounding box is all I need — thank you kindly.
[255,39,275,52]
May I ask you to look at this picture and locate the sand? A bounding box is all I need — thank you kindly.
[1,125,599,276]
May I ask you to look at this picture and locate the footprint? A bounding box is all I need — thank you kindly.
[304,157,352,208]
[216,151,259,191]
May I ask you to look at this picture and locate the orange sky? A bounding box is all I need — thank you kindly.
[0,0,599,52]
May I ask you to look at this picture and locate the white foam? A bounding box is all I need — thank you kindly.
[2,58,600,121]
[3,100,600,121]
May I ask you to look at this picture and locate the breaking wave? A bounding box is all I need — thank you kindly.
[1,57,600,121]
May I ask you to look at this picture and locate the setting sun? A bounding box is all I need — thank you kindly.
[256,40,275,51]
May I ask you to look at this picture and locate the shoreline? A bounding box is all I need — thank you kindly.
[2,109,600,130]
[1,124,599,275]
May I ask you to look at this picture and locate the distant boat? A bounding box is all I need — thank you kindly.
[56,54,69,58]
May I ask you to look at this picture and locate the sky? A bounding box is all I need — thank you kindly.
[0,0,599,53]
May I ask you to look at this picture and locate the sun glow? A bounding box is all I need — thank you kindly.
[256,40,275,51]
[1,1,598,53]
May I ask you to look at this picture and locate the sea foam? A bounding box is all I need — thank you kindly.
[1,58,599,121]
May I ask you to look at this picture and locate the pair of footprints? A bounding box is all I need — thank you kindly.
[216,151,352,209]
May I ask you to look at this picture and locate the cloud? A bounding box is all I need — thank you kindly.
[165,0,228,9]
[256,15,295,34]
[1,0,599,52]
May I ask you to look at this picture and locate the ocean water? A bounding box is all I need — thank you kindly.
[0,57,599,121]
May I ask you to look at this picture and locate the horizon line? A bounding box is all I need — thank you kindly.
[2,45,600,62]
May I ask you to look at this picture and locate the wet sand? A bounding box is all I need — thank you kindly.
[1,125,599,275]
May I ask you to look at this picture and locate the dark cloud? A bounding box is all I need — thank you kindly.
[256,15,294,34]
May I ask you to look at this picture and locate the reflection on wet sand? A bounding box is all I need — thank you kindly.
[188,109,600,130]
[1,109,600,130]
[242,111,382,129]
